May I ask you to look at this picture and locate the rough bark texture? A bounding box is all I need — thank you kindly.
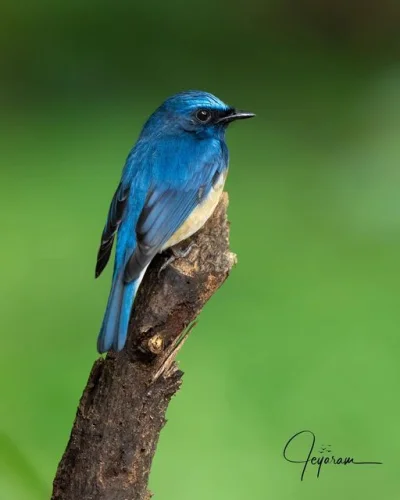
[52,193,236,500]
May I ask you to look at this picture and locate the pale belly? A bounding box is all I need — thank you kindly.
[162,171,227,250]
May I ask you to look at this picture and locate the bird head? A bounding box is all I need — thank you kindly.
[142,90,255,139]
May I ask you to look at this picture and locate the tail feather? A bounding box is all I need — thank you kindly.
[97,271,124,353]
[97,268,147,353]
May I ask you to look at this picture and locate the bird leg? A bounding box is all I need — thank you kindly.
[158,242,196,276]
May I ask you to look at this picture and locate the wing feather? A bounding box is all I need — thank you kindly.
[95,181,130,278]
[123,155,225,283]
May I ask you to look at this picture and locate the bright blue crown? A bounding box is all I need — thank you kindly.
[162,90,230,112]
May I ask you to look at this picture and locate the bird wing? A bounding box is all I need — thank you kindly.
[124,149,227,283]
[95,179,130,278]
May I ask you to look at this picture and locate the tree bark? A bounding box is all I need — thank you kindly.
[51,193,236,500]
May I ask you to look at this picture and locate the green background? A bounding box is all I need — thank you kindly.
[1,1,399,498]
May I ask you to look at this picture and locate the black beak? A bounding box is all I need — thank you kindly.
[217,109,255,124]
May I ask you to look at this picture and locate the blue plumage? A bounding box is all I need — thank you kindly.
[96,90,254,353]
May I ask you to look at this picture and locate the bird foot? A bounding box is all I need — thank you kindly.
[158,242,196,277]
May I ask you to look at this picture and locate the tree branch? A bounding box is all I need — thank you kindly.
[51,193,236,500]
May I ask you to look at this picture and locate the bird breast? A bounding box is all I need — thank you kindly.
[163,170,227,250]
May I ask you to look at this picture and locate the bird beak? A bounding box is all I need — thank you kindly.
[217,109,255,124]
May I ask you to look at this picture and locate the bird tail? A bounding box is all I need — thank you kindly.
[97,267,147,353]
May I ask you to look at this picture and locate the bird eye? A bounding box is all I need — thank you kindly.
[195,109,212,123]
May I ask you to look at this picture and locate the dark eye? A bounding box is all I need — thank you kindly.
[195,109,212,123]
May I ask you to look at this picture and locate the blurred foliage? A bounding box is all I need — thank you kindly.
[1,1,400,499]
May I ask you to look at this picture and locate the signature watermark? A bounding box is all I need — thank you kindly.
[283,430,382,480]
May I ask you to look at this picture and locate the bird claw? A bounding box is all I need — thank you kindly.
[158,254,176,277]
[171,242,196,260]
[158,242,196,277]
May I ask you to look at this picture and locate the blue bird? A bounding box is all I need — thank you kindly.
[95,90,254,353]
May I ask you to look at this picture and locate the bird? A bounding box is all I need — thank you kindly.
[95,90,254,353]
